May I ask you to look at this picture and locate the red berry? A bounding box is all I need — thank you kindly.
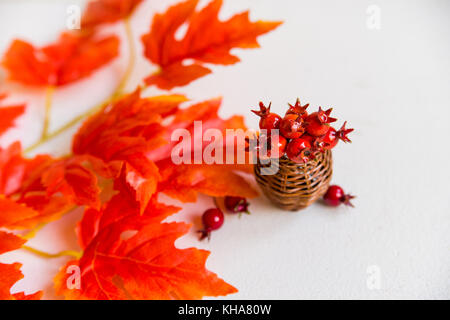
[286,98,309,119]
[279,113,305,139]
[252,102,282,131]
[298,134,323,153]
[319,127,339,149]
[257,132,287,158]
[336,121,354,143]
[323,185,355,207]
[317,122,354,150]
[301,133,316,145]
[286,137,314,163]
[305,107,337,136]
[198,208,224,241]
[224,196,250,215]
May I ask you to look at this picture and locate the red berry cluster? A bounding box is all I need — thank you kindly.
[251,99,354,163]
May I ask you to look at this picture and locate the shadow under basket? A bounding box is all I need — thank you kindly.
[254,150,333,211]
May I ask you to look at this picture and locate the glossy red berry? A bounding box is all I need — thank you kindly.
[323,185,355,207]
[252,102,282,131]
[317,122,354,150]
[306,107,337,136]
[224,196,250,215]
[297,134,323,153]
[286,137,314,163]
[279,113,305,139]
[286,98,309,119]
[198,208,224,241]
[257,132,287,158]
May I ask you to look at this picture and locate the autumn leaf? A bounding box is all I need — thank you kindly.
[41,155,103,210]
[0,93,25,136]
[73,89,187,212]
[56,199,236,299]
[141,0,282,89]
[82,0,144,28]
[157,161,257,203]
[0,143,104,230]
[0,196,41,229]
[0,141,27,195]
[0,231,42,300]
[77,181,179,250]
[0,231,26,255]
[144,97,257,202]
[2,32,119,86]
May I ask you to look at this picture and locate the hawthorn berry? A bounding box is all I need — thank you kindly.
[305,107,337,136]
[252,102,282,131]
[286,137,314,163]
[224,196,250,215]
[286,98,309,119]
[323,185,355,207]
[198,208,225,241]
[279,113,305,139]
[257,132,287,158]
[317,121,354,150]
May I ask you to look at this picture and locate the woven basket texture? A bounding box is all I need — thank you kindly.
[254,150,332,211]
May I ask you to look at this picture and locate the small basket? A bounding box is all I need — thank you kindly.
[254,150,333,211]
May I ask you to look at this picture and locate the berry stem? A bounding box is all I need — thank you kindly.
[22,245,82,259]
[23,18,137,155]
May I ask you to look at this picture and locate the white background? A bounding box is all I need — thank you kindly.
[0,0,449,299]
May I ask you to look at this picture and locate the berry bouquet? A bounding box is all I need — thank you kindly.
[251,100,354,210]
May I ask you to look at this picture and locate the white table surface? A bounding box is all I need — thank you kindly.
[0,0,449,299]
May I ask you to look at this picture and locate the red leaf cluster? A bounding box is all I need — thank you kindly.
[0,0,281,300]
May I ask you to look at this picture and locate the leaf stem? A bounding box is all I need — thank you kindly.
[22,245,82,259]
[23,18,137,155]
[41,86,55,139]
[22,223,47,240]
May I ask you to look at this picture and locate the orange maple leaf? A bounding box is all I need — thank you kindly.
[0,231,42,300]
[2,32,119,87]
[73,90,188,212]
[40,155,104,210]
[0,93,25,136]
[77,182,179,250]
[55,198,236,300]
[0,143,105,230]
[145,97,257,202]
[157,161,257,203]
[82,0,144,28]
[141,0,282,89]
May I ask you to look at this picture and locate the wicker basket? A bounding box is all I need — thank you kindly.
[254,150,333,211]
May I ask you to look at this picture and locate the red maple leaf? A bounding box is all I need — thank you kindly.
[73,90,187,212]
[82,0,144,28]
[2,32,119,86]
[0,93,25,136]
[40,155,105,210]
[77,178,179,250]
[141,0,282,89]
[145,98,257,202]
[55,197,236,299]
[0,231,42,300]
[0,143,105,230]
